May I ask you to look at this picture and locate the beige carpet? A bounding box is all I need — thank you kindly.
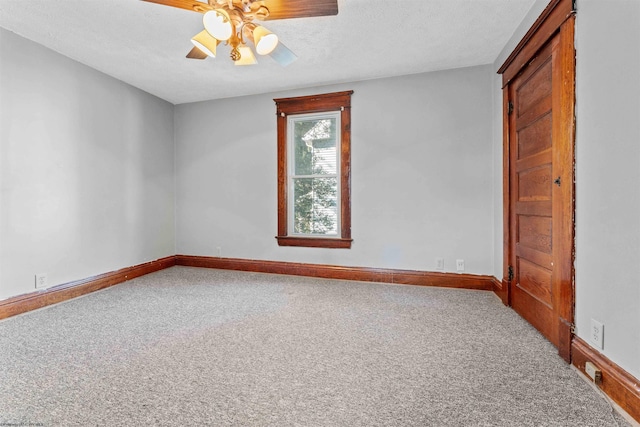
[0,266,629,426]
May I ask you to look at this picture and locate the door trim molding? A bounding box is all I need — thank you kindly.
[551,15,576,362]
[498,0,575,87]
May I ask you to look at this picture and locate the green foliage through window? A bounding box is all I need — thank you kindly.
[291,116,339,235]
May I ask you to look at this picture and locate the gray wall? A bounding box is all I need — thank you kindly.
[493,0,640,380]
[0,28,176,300]
[573,0,640,380]
[175,65,495,274]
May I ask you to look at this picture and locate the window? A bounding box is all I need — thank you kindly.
[274,91,353,248]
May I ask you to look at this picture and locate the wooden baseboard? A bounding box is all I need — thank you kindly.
[0,254,495,320]
[491,277,504,303]
[572,336,640,423]
[491,277,511,307]
[175,255,494,291]
[0,256,176,321]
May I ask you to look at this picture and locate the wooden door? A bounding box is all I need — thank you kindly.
[499,0,575,361]
[509,38,559,346]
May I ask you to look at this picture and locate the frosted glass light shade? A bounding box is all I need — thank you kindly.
[253,26,278,55]
[234,45,257,65]
[203,9,232,41]
[191,30,218,57]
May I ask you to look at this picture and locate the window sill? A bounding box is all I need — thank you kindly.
[276,236,353,249]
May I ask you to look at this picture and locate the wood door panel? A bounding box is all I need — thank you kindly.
[518,113,552,158]
[515,200,552,216]
[516,96,553,130]
[518,216,552,253]
[516,149,552,172]
[516,244,552,269]
[518,166,553,201]
[517,259,553,307]
[517,60,553,112]
[510,38,555,87]
[512,287,556,344]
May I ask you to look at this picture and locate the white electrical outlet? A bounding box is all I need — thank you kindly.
[590,319,604,349]
[435,257,444,271]
[216,246,222,257]
[35,273,48,289]
[456,259,465,273]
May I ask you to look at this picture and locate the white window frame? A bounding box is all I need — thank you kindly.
[287,111,342,237]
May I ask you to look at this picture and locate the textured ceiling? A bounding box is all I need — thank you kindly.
[0,0,536,105]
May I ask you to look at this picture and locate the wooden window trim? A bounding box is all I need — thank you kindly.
[274,91,353,248]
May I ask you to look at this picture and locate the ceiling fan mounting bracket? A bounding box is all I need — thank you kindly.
[208,0,270,20]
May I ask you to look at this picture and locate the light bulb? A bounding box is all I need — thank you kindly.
[253,26,278,55]
[203,9,232,41]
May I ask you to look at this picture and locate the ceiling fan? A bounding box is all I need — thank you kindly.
[142,0,338,66]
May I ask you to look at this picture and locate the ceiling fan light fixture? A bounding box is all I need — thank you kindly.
[234,45,258,65]
[203,9,233,41]
[142,0,338,66]
[190,30,218,57]
[253,25,279,55]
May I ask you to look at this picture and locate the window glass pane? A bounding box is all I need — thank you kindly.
[294,118,337,175]
[293,177,338,235]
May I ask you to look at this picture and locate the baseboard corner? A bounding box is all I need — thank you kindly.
[0,255,176,321]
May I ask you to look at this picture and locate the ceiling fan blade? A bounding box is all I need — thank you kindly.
[186,46,208,59]
[140,0,212,13]
[263,0,338,20]
[269,42,297,67]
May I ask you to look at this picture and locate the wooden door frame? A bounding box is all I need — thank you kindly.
[497,0,576,362]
